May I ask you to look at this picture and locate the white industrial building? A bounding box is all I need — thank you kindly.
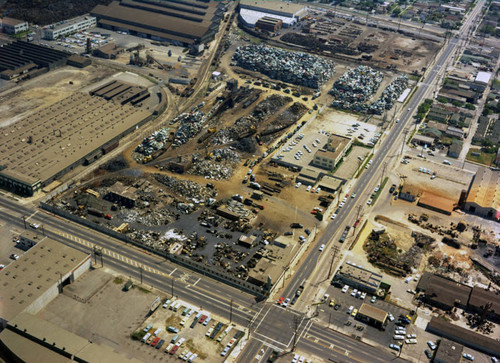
[42,15,96,40]
[474,71,492,86]
[1,17,29,35]
[239,0,308,28]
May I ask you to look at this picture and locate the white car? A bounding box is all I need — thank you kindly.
[30,223,40,229]
[319,244,325,252]
[347,306,354,314]
[367,199,372,205]
[405,339,417,344]
[330,213,337,220]
[463,353,474,361]
[351,289,358,297]
[342,285,349,293]
[339,202,345,208]
[406,334,416,339]
[388,313,395,321]
[360,292,367,300]
[427,341,437,350]
[283,298,290,308]
[295,182,302,188]
[342,197,347,203]
[307,185,312,192]
[393,335,405,340]
[389,344,400,351]
[351,193,356,198]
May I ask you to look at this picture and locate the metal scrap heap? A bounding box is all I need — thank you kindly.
[188,148,241,180]
[135,126,170,156]
[370,74,409,114]
[232,44,335,89]
[329,65,383,113]
[153,174,217,200]
[172,111,206,146]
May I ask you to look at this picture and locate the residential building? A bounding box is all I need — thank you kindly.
[411,134,435,146]
[42,16,96,40]
[1,17,29,34]
[447,139,462,158]
[465,167,500,220]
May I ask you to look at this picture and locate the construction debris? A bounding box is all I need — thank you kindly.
[188,148,241,180]
[171,111,206,146]
[134,126,170,161]
[232,44,335,88]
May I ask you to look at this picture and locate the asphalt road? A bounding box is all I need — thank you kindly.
[281,0,485,306]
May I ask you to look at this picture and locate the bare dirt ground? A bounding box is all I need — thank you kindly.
[0,65,116,127]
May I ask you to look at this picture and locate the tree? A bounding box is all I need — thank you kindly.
[464,103,476,110]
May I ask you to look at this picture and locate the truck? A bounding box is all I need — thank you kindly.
[296,285,304,297]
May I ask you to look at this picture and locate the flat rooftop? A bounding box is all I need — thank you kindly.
[272,131,330,170]
[0,238,90,322]
[45,15,95,31]
[337,262,383,289]
[0,92,152,186]
[1,312,142,362]
[240,0,307,16]
[358,303,387,322]
[466,167,500,212]
[1,17,26,26]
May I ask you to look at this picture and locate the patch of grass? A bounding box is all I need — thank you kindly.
[354,154,373,178]
[185,339,208,359]
[113,277,124,284]
[466,150,495,166]
[131,330,146,341]
[165,314,182,328]
[134,285,151,294]
[371,177,389,204]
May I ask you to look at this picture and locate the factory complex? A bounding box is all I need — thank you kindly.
[0,90,154,196]
[91,0,224,47]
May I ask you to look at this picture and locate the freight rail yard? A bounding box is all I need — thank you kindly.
[0,0,499,362]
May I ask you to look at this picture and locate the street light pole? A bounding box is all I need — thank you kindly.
[230,299,233,323]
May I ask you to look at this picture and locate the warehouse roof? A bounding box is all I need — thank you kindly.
[1,313,142,362]
[416,272,471,309]
[0,92,151,187]
[240,0,307,16]
[466,167,500,213]
[358,303,387,323]
[475,71,491,85]
[240,8,297,27]
[1,17,26,26]
[427,317,500,356]
[92,0,220,44]
[0,238,90,322]
[418,192,455,215]
[433,338,463,363]
[468,287,500,316]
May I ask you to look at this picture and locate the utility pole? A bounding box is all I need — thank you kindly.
[356,204,362,220]
[292,316,301,352]
[139,265,143,284]
[171,277,174,298]
[22,216,27,229]
[41,224,45,236]
[328,245,340,279]
[381,162,387,185]
[229,299,233,323]
[399,129,409,156]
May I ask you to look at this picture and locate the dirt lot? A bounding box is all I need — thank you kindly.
[0,65,116,127]
[396,157,474,200]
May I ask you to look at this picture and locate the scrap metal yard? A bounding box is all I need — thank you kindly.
[0,0,499,362]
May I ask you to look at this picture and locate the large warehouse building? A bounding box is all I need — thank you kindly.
[0,91,153,196]
[239,0,308,28]
[464,167,500,220]
[91,0,224,47]
[0,41,71,80]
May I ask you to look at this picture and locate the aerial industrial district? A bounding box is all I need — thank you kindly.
[0,0,499,362]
